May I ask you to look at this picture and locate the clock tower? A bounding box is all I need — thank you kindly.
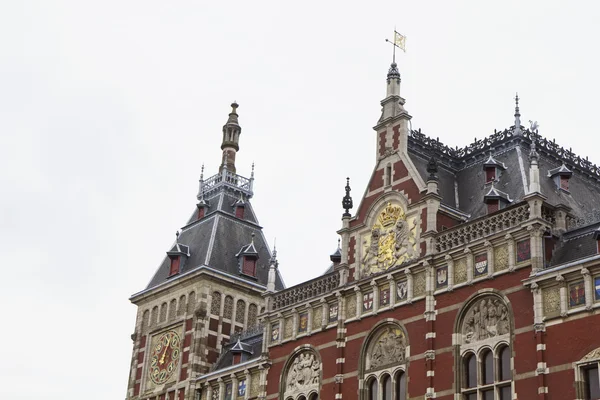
[125,104,284,400]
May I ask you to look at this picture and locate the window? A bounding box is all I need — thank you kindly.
[486,167,496,182]
[584,365,600,399]
[560,175,570,191]
[368,378,378,400]
[462,347,512,400]
[381,375,391,400]
[576,350,600,400]
[242,256,256,276]
[385,165,392,186]
[458,295,513,400]
[362,323,408,400]
[168,256,180,276]
[395,371,407,400]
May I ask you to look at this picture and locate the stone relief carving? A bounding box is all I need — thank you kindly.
[361,203,418,276]
[455,258,467,284]
[581,347,600,361]
[285,352,320,397]
[367,326,407,370]
[543,286,561,316]
[494,245,509,271]
[462,296,510,344]
[346,294,357,319]
[313,306,322,329]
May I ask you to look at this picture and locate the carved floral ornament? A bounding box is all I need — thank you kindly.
[461,295,511,345]
[361,202,418,277]
[366,325,407,371]
[283,350,321,399]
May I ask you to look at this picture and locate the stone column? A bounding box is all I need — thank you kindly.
[485,240,494,278]
[583,268,593,310]
[243,369,251,400]
[230,374,238,400]
[387,273,397,306]
[307,306,313,334]
[371,280,379,315]
[322,300,329,327]
[505,233,516,272]
[292,308,298,340]
[405,268,414,303]
[355,286,363,319]
[557,274,568,317]
[445,254,454,291]
[465,247,473,284]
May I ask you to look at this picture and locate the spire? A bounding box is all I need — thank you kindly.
[342,177,353,217]
[513,93,522,136]
[220,102,241,173]
[266,239,278,293]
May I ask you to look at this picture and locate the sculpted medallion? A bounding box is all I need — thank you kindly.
[462,296,510,344]
[367,326,407,370]
[361,202,418,276]
[284,352,320,398]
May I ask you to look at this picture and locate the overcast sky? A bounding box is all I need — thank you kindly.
[2,1,600,398]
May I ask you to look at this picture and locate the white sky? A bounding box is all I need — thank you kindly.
[1,1,599,398]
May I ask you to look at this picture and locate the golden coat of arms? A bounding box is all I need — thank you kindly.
[361,202,417,275]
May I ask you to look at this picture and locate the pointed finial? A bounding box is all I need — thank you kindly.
[337,238,341,249]
[231,101,239,114]
[175,230,180,242]
[251,162,255,179]
[342,177,353,217]
[200,163,204,181]
[270,238,278,266]
[513,93,522,136]
[251,232,255,244]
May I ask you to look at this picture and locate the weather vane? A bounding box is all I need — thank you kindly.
[385,29,406,63]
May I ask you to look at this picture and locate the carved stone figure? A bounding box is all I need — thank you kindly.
[462,296,510,344]
[368,327,406,369]
[285,352,320,397]
[361,203,418,276]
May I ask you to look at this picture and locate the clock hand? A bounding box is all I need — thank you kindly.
[159,335,173,365]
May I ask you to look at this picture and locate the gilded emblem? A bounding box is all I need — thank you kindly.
[361,202,417,276]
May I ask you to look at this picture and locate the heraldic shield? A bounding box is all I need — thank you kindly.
[361,202,418,276]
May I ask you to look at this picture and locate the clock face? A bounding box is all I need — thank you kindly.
[149,330,181,385]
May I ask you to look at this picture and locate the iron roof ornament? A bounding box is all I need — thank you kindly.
[342,177,353,217]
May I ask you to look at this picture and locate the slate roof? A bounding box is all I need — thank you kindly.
[549,223,600,266]
[144,182,284,291]
[407,127,600,221]
[212,332,263,371]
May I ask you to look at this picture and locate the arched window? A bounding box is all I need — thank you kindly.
[464,353,477,388]
[368,378,378,400]
[223,296,233,319]
[281,348,321,400]
[395,371,407,400]
[210,292,221,315]
[235,299,246,323]
[482,349,494,384]
[458,295,513,400]
[381,374,391,400]
[360,322,408,400]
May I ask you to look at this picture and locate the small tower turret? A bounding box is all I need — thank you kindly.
[220,102,241,173]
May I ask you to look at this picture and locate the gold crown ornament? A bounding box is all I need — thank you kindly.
[378,202,405,227]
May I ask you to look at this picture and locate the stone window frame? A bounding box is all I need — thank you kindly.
[453,290,515,400]
[279,344,322,400]
[574,347,600,400]
[358,319,410,400]
[460,342,512,400]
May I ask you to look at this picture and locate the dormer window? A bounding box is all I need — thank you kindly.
[483,153,507,183]
[236,235,259,278]
[166,237,190,278]
[196,199,208,220]
[483,184,512,214]
[234,195,246,219]
[548,164,572,192]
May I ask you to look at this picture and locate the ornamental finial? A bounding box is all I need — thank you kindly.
[514,93,522,136]
[342,177,353,217]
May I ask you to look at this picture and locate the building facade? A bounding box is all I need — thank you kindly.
[126,63,600,400]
